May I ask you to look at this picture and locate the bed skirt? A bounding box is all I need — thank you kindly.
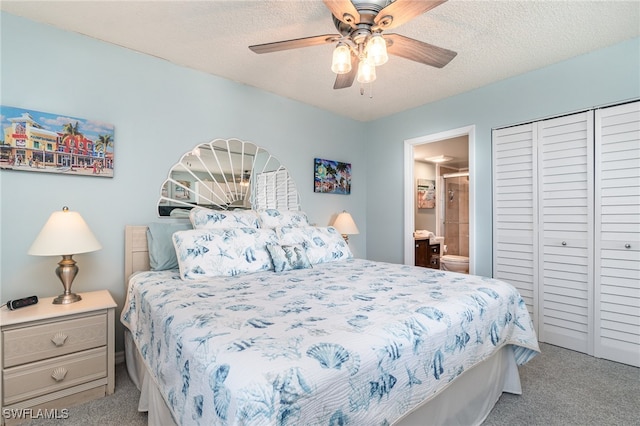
[124,330,522,426]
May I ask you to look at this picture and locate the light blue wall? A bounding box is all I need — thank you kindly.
[0,13,367,351]
[365,37,640,276]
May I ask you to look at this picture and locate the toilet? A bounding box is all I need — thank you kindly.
[440,255,469,274]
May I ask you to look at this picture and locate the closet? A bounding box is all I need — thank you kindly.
[492,101,639,367]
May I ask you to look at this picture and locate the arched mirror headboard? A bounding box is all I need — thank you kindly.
[158,138,300,217]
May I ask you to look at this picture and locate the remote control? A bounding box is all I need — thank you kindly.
[6,296,38,310]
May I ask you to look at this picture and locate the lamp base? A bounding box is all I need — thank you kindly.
[53,254,82,305]
[53,292,82,304]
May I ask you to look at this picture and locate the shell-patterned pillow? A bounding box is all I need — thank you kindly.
[258,209,309,229]
[189,207,259,229]
[266,244,313,273]
[275,226,352,264]
[173,227,277,280]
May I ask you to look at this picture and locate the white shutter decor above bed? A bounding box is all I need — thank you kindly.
[254,169,299,211]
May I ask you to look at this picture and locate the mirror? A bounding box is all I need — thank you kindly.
[158,138,300,216]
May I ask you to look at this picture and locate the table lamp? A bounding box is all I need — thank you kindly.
[28,206,102,304]
[332,211,360,243]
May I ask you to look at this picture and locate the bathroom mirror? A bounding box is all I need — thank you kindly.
[157,138,300,216]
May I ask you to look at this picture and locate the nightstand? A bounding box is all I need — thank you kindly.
[0,290,116,425]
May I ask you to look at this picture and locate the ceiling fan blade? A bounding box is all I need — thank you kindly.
[375,0,447,30]
[385,34,456,68]
[323,0,360,26]
[249,34,339,54]
[333,54,358,89]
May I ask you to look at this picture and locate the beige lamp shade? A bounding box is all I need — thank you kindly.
[333,211,360,236]
[28,207,102,256]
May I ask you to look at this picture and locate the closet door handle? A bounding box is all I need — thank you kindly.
[625,244,631,249]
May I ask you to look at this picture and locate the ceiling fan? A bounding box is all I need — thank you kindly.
[249,0,457,90]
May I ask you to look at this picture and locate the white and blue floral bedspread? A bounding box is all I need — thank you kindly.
[121,259,539,426]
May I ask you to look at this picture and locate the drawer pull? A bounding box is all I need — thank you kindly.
[625,244,631,249]
[51,332,68,347]
[51,367,68,382]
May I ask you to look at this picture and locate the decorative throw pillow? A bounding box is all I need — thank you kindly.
[173,228,277,280]
[147,222,192,270]
[275,226,353,264]
[189,207,259,229]
[266,244,313,273]
[258,209,310,229]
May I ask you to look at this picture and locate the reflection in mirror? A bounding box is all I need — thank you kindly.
[158,138,300,216]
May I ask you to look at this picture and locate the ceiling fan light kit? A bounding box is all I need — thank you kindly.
[357,58,376,84]
[331,42,352,74]
[249,0,457,93]
[366,33,389,66]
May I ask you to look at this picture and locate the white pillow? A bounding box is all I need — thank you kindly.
[189,207,259,229]
[275,226,353,264]
[173,228,277,280]
[258,209,310,229]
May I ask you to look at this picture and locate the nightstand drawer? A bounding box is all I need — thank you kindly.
[3,313,106,368]
[3,347,106,406]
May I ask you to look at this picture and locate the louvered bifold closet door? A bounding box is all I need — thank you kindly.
[492,124,538,327]
[538,112,594,354]
[594,101,640,367]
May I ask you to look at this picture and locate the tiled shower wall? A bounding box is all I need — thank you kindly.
[443,175,469,257]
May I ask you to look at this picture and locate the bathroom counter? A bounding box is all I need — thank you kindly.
[414,235,444,245]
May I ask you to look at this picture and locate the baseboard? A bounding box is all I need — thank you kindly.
[115,350,125,365]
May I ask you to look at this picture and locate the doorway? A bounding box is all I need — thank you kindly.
[403,125,476,273]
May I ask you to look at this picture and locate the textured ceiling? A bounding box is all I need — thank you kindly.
[2,1,639,122]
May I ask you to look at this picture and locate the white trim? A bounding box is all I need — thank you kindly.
[404,125,476,274]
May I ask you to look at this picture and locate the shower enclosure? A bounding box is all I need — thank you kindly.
[441,172,469,257]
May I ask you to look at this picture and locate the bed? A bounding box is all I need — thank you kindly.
[121,209,540,426]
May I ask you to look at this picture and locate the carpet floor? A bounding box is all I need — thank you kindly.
[21,343,640,425]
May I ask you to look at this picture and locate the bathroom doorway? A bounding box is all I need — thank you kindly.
[403,126,475,273]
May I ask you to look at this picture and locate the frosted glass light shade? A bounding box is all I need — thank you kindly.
[28,207,102,256]
[333,211,360,236]
[331,43,352,74]
[366,34,388,66]
[357,59,376,84]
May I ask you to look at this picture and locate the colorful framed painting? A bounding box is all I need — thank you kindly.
[314,158,351,194]
[0,105,114,177]
[417,179,436,209]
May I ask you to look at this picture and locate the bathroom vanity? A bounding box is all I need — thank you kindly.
[415,237,442,269]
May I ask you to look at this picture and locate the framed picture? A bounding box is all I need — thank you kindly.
[417,179,436,209]
[314,158,351,194]
[0,105,114,177]
[173,180,194,201]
